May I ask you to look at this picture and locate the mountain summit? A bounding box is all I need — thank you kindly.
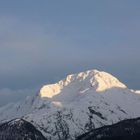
[39,69,126,99]
[0,69,140,140]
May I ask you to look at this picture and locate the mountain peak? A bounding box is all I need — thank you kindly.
[39,69,126,98]
[89,69,127,92]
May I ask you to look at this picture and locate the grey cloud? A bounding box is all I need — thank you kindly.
[0,16,140,106]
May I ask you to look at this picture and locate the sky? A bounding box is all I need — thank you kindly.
[0,0,140,106]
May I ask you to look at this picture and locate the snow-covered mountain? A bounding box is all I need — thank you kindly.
[0,69,140,140]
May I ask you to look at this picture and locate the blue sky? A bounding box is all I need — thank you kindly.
[0,0,140,105]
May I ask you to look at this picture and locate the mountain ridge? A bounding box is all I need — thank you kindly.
[39,69,127,100]
[76,117,140,140]
[0,118,47,140]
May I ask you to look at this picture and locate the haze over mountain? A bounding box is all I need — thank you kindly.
[0,69,140,140]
